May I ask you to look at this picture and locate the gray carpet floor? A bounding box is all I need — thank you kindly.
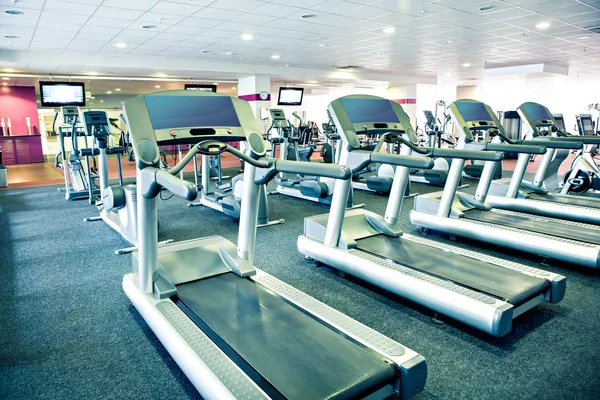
[1,173,600,400]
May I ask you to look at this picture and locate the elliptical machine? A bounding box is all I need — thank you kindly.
[54,106,99,201]
[268,108,359,206]
[187,118,284,227]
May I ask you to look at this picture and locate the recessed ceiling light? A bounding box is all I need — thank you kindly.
[155,73,166,78]
[155,85,161,88]
[241,33,253,40]
[306,80,318,84]
[212,82,218,85]
[4,10,23,15]
[106,91,112,94]
[478,5,495,11]
[142,24,156,29]
[4,35,19,39]
[285,64,290,67]
[115,42,128,48]
[4,69,14,72]
[489,49,500,53]
[100,100,104,103]
[87,71,99,75]
[225,51,234,55]
[383,27,396,34]
[535,21,550,30]
[446,72,452,76]
[115,88,121,91]
[2,82,7,85]
[302,14,317,19]
[577,36,591,40]
[443,40,455,44]
[271,54,280,59]
[376,51,388,55]
[231,86,236,90]
[1,77,10,80]
[462,62,471,67]
[317,44,326,47]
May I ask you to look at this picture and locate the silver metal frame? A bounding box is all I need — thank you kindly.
[299,94,566,337]
[123,90,426,399]
[412,99,600,269]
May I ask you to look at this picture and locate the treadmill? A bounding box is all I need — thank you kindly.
[123,90,426,400]
[298,94,565,337]
[486,102,600,224]
[412,99,600,269]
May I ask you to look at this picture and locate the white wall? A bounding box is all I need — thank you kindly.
[270,87,389,126]
[479,77,600,134]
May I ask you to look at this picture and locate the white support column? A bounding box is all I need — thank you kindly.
[238,75,271,122]
[389,85,417,125]
[456,85,481,100]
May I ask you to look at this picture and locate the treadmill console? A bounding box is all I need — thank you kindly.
[553,114,567,133]
[61,106,80,125]
[576,114,595,136]
[124,91,260,153]
[327,95,419,148]
[423,110,435,125]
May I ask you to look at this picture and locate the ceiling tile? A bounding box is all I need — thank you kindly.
[247,3,300,17]
[100,0,159,11]
[43,0,98,15]
[209,0,264,12]
[192,7,241,20]
[229,13,275,25]
[148,1,203,16]
[87,16,132,28]
[93,6,145,20]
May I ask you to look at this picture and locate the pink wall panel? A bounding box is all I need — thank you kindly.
[0,86,41,136]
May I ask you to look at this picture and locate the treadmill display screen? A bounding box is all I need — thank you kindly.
[145,96,241,129]
[521,103,552,121]
[454,101,492,122]
[554,116,566,132]
[582,118,594,134]
[341,98,400,124]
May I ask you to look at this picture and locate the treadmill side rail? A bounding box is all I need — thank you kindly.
[123,274,269,400]
[298,236,515,337]
[252,269,428,399]
[410,210,600,269]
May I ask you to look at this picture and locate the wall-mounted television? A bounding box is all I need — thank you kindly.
[184,84,217,92]
[277,87,304,106]
[39,81,86,107]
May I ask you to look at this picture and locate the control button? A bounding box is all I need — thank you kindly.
[170,130,177,136]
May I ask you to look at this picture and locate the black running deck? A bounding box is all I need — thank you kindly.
[357,235,548,305]
[529,192,600,209]
[176,273,395,400]
[464,209,600,245]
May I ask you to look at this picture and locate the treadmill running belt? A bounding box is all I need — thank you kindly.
[530,193,600,209]
[176,273,396,400]
[356,235,548,305]
[464,209,600,245]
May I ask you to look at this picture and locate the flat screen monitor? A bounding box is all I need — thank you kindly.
[185,84,217,92]
[520,103,552,121]
[277,87,304,106]
[40,82,85,107]
[454,101,492,122]
[582,117,594,134]
[145,95,241,130]
[553,115,566,132]
[340,98,400,124]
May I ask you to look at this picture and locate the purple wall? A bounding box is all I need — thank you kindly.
[0,86,41,136]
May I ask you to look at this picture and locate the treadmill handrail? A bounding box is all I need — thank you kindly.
[522,139,583,150]
[486,143,546,155]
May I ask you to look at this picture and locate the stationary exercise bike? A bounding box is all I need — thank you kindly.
[83,110,173,254]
